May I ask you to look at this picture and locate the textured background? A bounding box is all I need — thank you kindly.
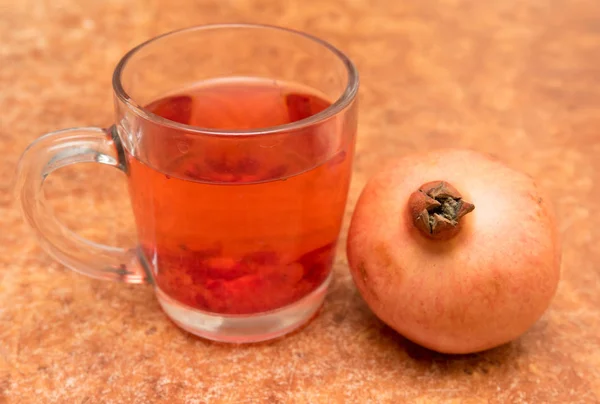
[1,0,600,402]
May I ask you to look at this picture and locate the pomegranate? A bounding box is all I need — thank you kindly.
[347,148,561,354]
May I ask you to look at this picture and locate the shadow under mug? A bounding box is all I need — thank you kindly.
[15,24,359,342]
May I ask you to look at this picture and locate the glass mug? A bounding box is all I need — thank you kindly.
[15,24,359,342]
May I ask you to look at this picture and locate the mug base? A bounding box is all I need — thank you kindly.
[155,273,331,343]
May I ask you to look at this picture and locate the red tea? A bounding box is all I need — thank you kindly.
[126,78,353,314]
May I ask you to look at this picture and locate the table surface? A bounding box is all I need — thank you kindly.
[2,0,600,402]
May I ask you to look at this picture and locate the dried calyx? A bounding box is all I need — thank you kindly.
[408,181,475,240]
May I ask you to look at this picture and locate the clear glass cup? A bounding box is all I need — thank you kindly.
[14,24,359,343]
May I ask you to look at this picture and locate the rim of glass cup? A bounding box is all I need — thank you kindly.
[112,23,359,137]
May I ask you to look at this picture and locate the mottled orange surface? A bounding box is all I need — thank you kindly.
[1,0,599,402]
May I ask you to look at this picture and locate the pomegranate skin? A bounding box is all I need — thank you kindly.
[347,149,561,354]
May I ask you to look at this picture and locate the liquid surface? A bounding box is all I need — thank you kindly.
[126,78,353,314]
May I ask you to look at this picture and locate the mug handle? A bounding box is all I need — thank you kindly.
[14,126,149,284]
